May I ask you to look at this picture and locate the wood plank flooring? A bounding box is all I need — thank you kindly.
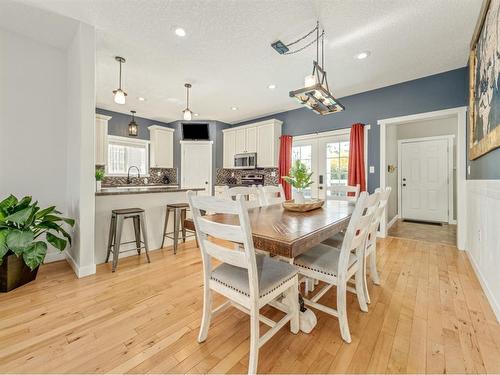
[388,219,457,245]
[0,237,499,373]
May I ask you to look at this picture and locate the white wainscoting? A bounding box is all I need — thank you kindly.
[466,180,500,322]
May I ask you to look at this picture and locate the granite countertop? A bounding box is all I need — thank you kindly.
[96,185,205,196]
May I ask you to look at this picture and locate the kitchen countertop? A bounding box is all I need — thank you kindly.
[96,185,205,196]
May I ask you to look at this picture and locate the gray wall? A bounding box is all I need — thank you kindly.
[234,68,473,191]
[95,108,171,140]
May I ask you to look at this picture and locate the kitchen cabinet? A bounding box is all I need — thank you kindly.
[149,125,175,168]
[222,119,282,168]
[95,114,111,166]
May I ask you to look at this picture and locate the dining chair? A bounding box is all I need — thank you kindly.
[224,185,263,208]
[327,183,360,203]
[187,191,299,375]
[293,191,376,343]
[258,184,286,206]
[362,186,392,303]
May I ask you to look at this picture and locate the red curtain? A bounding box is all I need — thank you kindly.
[348,123,366,192]
[279,135,293,200]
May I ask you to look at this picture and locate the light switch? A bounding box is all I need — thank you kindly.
[369,166,375,174]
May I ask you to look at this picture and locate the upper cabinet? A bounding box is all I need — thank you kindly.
[149,125,175,168]
[222,119,282,168]
[95,114,111,166]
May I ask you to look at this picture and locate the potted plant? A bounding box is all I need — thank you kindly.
[95,169,105,191]
[282,160,314,204]
[0,195,75,292]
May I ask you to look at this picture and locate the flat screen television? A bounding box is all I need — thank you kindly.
[182,123,210,140]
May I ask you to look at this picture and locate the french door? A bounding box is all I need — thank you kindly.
[292,133,350,199]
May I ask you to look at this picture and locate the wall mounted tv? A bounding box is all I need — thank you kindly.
[182,123,210,140]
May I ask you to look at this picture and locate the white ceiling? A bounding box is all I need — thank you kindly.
[18,0,482,124]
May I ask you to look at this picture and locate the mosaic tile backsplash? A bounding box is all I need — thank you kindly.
[96,166,178,186]
[215,168,279,185]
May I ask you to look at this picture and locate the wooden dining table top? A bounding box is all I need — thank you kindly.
[184,200,354,258]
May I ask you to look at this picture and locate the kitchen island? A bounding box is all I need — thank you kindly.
[95,185,204,264]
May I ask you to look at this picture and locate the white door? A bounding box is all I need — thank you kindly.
[181,141,212,195]
[400,138,449,222]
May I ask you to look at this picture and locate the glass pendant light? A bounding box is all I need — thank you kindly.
[113,56,127,104]
[183,83,193,121]
[128,110,138,136]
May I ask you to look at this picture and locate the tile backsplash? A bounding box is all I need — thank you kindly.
[215,168,279,185]
[96,166,178,186]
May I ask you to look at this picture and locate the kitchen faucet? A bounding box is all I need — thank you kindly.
[127,166,140,184]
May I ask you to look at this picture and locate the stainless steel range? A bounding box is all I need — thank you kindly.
[241,174,264,186]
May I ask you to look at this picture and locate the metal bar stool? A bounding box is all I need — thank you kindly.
[105,208,150,272]
[161,203,196,254]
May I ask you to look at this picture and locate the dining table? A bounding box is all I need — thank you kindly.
[183,199,355,333]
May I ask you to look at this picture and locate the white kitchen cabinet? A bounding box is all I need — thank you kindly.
[95,114,111,166]
[223,130,236,168]
[149,125,175,168]
[222,119,282,168]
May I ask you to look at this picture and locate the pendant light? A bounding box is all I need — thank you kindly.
[183,83,193,121]
[113,56,127,104]
[288,24,344,115]
[128,110,138,136]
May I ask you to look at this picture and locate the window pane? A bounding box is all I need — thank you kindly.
[340,142,349,157]
[107,139,148,175]
[301,145,312,159]
[327,143,340,157]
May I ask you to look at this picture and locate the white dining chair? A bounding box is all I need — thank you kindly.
[187,191,299,374]
[327,183,360,203]
[258,184,286,206]
[293,191,377,343]
[362,186,392,303]
[224,185,263,208]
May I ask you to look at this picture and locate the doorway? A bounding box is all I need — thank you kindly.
[180,141,212,195]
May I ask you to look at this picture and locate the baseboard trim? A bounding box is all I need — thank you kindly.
[65,251,96,278]
[466,251,500,324]
[387,215,399,230]
[44,251,66,263]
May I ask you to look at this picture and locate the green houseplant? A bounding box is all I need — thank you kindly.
[95,169,105,191]
[0,195,75,292]
[282,160,314,203]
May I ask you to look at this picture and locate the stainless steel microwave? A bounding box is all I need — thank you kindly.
[234,153,257,169]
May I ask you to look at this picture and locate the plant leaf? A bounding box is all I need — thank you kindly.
[0,195,18,211]
[46,232,67,251]
[0,230,8,265]
[23,241,47,270]
[35,206,56,219]
[6,229,34,256]
[13,196,32,212]
[5,207,34,226]
[43,215,75,226]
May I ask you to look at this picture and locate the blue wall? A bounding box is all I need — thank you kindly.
[95,108,171,140]
[235,68,469,191]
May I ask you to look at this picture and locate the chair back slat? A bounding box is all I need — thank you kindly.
[202,239,247,268]
[367,187,392,246]
[197,217,245,243]
[190,195,240,214]
[327,184,360,203]
[259,185,286,206]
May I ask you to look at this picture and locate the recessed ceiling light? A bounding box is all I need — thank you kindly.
[175,28,186,37]
[268,84,276,90]
[138,97,146,101]
[194,113,199,117]
[355,51,371,60]
[231,107,238,111]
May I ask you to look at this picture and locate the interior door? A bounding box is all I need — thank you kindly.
[401,138,448,222]
[181,142,212,195]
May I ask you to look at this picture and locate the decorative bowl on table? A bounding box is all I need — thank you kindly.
[282,199,325,212]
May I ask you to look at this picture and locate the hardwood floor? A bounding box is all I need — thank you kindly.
[388,219,457,245]
[1,237,499,374]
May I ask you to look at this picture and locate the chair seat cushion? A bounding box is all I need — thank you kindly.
[321,231,344,248]
[293,243,356,277]
[210,254,298,298]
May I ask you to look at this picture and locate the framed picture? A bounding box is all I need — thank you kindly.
[469,0,500,160]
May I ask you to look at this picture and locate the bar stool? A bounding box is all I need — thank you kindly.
[161,203,195,254]
[105,208,150,272]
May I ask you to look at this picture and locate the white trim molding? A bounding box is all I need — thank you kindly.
[378,106,467,250]
[65,250,96,278]
[95,113,112,121]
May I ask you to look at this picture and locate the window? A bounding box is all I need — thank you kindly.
[292,144,313,198]
[107,136,149,176]
[326,140,349,186]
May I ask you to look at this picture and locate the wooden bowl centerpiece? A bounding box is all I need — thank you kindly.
[282,199,324,212]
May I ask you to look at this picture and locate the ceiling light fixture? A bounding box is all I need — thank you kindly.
[231,107,238,111]
[288,22,344,115]
[194,113,199,117]
[183,83,193,121]
[112,56,127,104]
[268,84,276,89]
[356,51,371,60]
[138,97,146,101]
[128,110,138,136]
[175,28,186,37]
